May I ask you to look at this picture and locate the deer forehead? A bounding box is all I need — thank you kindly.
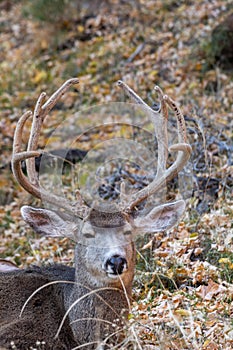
[81,220,132,237]
[80,220,133,249]
[89,210,127,227]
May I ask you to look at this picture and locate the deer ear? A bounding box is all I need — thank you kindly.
[134,200,185,234]
[21,206,77,239]
[0,259,19,272]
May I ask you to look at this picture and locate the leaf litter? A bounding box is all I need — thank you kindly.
[0,0,232,348]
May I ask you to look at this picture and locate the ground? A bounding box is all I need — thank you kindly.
[0,1,232,349]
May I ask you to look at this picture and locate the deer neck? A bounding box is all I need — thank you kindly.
[63,243,134,345]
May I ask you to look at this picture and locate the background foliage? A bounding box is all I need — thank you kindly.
[0,0,232,348]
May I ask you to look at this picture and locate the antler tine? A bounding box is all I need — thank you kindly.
[11,78,89,218]
[162,93,192,186]
[26,92,47,185]
[163,94,187,143]
[42,78,79,116]
[12,110,42,198]
[117,80,154,110]
[117,81,169,177]
[154,85,169,178]
[26,78,79,186]
[117,81,191,213]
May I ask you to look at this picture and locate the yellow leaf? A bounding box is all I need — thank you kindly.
[92,85,100,94]
[40,39,49,50]
[128,313,134,320]
[189,81,198,89]
[175,309,191,317]
[219,258,231,264]
[45,136,61,145]
[190,232,198,240]
[0,178,9,187]
[156,260,166,267]
[203,339,211,347]
[77,25,84,33]
[32,70,48,84]
[195,62,202,71]
[148,70,158,80]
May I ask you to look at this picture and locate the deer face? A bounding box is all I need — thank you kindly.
[21,206,136,288]
[76,224,136,288]
[21,200,185,288]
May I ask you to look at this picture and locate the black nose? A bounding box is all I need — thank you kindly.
[105,255,127,275]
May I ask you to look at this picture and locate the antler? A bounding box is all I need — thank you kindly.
[11,78,90,218]
[12,79,191,220]
[117,80,192,213]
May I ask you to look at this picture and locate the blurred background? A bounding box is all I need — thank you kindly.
[0,1,232,348]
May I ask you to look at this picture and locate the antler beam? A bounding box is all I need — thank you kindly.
[12,79,191,220]
[11,78,89,218]
[117,80,192,213]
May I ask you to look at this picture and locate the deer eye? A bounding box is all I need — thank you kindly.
[123,230,132,235]
[83,232,95,238]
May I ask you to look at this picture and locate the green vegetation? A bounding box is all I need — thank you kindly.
[0,0,232,348]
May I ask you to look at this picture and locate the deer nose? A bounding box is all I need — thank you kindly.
[105,255,127,275]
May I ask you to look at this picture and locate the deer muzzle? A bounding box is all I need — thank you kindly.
[105,255,128,277]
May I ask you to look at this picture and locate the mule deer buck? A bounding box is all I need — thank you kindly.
[0,79,191,349]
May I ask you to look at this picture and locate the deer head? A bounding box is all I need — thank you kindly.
[11,78,191,289]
